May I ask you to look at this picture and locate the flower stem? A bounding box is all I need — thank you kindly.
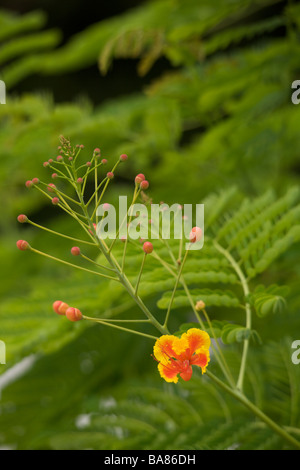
[213,241,251,392]
[27,220,96,246]
[163,248,189,328]
[30,247,119,282]
[135,252,146,296]
[206,370,300,450]
[83,315,158,340]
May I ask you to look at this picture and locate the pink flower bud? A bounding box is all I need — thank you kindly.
[135,174,145,185]
[16,240,30,251]
[79,145,84,149]
[86,161,92,167]
[101,159,107,164]
[47,183,56,192]
[25,180,33,188]
[140,180,149,190]
[143,241,153,254]
[189,226,202,243]
[48,159,53,164]
[43,162,49,168]
[56,155,63,162]
[71,246,81,256]
[52,197,59,205]
[68,156,73,161]
[32,178,40,185]
[51,173,58,179]
[66,307,83,322]
[107,172,114,179]
[94,148,100,154]
[77,177,83,184]
[120,154,128,161]
[17,214,28,223]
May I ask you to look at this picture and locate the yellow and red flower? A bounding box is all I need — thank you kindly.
[153,328,210,383]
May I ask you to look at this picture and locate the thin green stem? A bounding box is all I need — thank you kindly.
[206,370,300,450]
[85,178,107,209]
[135,252,146,296]
[214,241,251,392]
[83,315,158,340]
[27,220,96,246]
[202,307,235,387]
[121,187,141,271]
[80,253,116,272]
[163,248,189,328]
[30,247,120,282]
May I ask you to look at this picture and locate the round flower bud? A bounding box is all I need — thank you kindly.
[66,307,83,322]
[140,180,149,190]
[189,226,202,243]
[53,300,66,315]
[47,183,56,193]
[32,178,40,185]
[101,158,107,164]
[56,155,63,162]
[48,159,53,164]
[52,197,59,205]
[135,174,145,185]
[107,172,114,179]
[77,177,83,184]
[94,148,100,154]
[25,180,33,188]
[195,300,206,311]
[16,240,30,251]
[71,246,81,256]
[51,173,58,179]
[143,241,153,254]
[86,161,92,167]
[57,302,70,315]
[17,214,28,223]
[43,162,49,168]
[120,154,128,161]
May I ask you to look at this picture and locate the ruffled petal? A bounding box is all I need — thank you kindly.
[153,335,178,365]
[182,328,210,356]
[157,362,179,383]
[190,347,210,373]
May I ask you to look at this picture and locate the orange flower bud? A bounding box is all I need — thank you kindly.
[66,307,83,322]
[57,302,70,315]
[53,300,66,315]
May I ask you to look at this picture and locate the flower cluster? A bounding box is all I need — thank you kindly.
[16,136,209,386]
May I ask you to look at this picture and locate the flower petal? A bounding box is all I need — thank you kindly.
[190,347,210,373]
[153,335,178,365]
[183,328,210,356]
[157,362,179,383]
[179,365,193,381]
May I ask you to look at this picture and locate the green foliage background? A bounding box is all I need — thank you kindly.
[0,0,300,450]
